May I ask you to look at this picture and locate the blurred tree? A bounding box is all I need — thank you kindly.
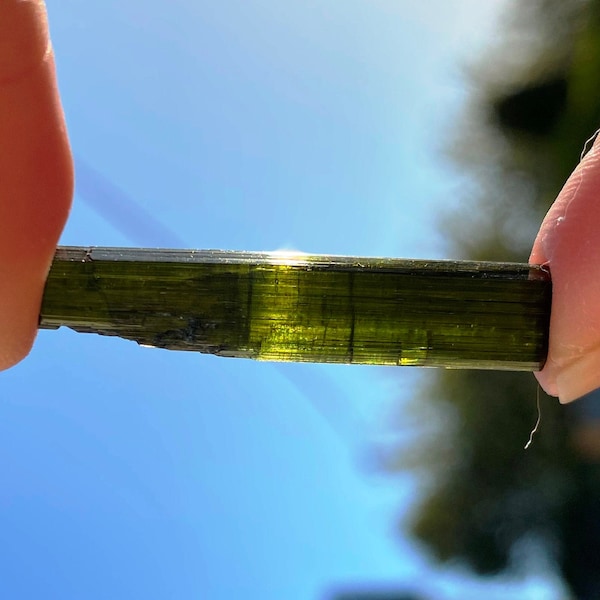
[383,0,600,596]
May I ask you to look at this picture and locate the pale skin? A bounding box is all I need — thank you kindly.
[530,135,600,403]
[0,0,73,369]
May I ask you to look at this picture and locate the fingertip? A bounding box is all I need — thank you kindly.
[534,370,557,399]
[0,285,36,371]
[0,0,50,85]
[0,331,36,373]
[529,129,600,403]
[0,0,73,371]
[537,346,600,404]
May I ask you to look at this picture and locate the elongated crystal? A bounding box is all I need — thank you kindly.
[39,247,551,371]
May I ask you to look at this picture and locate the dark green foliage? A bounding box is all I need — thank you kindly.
[412,371,576,574]
[494,77,568,136]
[392,0,600,587]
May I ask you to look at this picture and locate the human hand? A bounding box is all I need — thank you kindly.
[0,0,73,370]
[530,135,600,403]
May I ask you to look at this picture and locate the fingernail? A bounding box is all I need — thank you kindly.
[555,346,600,403]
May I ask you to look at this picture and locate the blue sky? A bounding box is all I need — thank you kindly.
[0,1,563,599]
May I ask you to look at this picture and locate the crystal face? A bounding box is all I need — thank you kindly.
[40,247,552,371]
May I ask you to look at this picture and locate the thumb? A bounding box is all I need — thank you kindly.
[0,1,73,370]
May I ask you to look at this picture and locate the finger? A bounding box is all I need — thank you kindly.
[530,135,600,402]
[0,1,73,369]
